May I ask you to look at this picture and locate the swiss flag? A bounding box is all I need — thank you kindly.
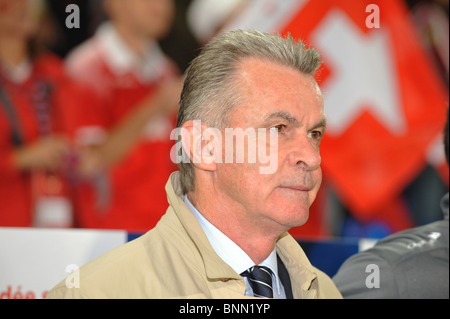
[222,0,448,236]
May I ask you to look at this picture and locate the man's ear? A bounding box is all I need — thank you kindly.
[181,120,218,172]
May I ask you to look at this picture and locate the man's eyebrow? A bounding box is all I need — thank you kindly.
[262,111,327,131]
[310,118,327,131]
[262,111,299,126]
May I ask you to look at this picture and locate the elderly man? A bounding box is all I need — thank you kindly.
[47,30,342,299]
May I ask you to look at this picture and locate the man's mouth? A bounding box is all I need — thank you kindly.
[278,185,311,192]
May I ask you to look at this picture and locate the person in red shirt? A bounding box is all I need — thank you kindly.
[65,0,182,232]
[0,0,75,227]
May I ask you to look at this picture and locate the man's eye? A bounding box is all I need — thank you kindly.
[309,130,323,140]
[270,124,286,133]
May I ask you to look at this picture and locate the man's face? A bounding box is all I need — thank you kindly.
[214,58,326,233]
[111,0,174,40]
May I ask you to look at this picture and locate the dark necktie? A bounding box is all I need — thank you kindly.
[241,266,274,298]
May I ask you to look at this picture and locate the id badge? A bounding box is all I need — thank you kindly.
[32,171,73,228]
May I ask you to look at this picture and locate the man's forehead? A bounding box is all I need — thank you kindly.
[225,57,323,124]
[235,57,320,93]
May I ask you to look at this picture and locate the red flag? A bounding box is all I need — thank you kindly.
[285,0,447,219]
[223,0,448,224]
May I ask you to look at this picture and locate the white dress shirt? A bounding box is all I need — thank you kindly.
[184,195,287,298]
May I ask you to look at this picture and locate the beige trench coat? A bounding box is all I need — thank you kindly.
[47,172,342,299]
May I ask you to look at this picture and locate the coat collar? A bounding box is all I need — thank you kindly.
[165,172,241,281]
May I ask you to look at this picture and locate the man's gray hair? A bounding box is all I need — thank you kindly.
[176,29,322,194]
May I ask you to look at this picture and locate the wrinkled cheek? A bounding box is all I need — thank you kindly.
[309,169,322,207]
[269,191,311,228]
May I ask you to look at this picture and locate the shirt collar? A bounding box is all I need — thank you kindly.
[95,22,168,82]
[184,194,282,294]
[0,59,32,84]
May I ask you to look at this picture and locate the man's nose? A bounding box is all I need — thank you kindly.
[287,136,322,170]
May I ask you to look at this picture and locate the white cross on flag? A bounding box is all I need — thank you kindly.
[222,0,448,227]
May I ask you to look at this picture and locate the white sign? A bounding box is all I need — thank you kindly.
[0,228,127,299]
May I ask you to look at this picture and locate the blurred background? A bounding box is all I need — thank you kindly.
[1,0,448,240]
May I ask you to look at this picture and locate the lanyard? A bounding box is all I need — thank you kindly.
[0,80,24,147]
[0,65,53,146]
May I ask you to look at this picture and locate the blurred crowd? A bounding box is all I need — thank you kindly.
[0,0,184,232]
[0,0,448,235]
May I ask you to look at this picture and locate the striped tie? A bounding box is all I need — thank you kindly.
[241,266,274,298]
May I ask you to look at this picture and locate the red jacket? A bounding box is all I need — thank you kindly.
[64,24,178,232]
[0,54,72,227]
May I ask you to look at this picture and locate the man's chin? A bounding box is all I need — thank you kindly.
[273,209,310,232]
